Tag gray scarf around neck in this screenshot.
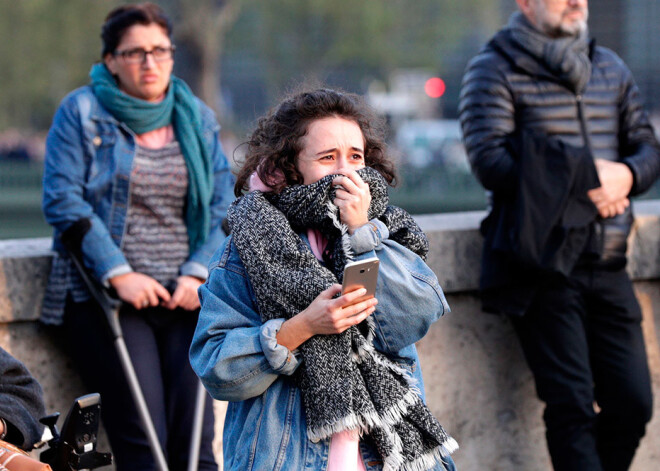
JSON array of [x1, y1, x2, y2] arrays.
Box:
[[508, 11, 591, 93], [227, 167, 457, 471]]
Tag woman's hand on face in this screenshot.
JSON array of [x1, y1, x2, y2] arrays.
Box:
[[109, 272, 171, 310], [162, 275, 203, 311], [276, 284, 378, 351], [332, 171, 371, 234]]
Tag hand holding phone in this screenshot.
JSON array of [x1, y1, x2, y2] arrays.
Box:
[[341, 257, 379, 305]]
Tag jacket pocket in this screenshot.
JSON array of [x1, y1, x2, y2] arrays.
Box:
[[85, 126, 117, 181]]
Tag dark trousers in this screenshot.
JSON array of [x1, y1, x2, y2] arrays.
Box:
[[511, 266, 653, 471], [63, 298, 217, 471]]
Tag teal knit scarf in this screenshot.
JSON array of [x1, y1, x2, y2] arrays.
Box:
[[89, 63, 212, 252]]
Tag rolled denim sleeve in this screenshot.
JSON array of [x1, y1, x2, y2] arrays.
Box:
[[190, 243, 301, 402], [101, 263, 133, 287], [179, 261, 208, 280], [260, 319, 301, 373], [350, 219, 389, 254]]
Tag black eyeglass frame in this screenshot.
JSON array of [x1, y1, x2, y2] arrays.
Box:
[[113, 45, 176, 64]]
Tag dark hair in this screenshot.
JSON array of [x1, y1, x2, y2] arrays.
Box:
[[101, 2, 172, 57], [235, 88, 397, 196]]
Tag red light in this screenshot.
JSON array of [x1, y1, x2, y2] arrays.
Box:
[[424, 77, 446, 98]]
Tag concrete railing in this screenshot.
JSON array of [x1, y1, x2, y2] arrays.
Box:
[[2, 201, 660, 470]]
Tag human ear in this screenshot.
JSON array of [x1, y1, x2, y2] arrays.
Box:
[[515, 0, 537, 24], [103, 54, 118, 75], [515, 0, 532, 14]]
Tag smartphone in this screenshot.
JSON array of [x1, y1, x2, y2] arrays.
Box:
[[341, 257, 379, 305]]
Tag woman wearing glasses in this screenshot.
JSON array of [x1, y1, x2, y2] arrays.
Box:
[[41, 3, 233, 469]]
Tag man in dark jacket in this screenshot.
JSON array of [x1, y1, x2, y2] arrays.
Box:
[[0, 347, 46, 450], [459, 1, 660, 470]]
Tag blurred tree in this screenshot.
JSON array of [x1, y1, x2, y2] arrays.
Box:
[[0, 0, 122, 130], [0, 0, 501, 132], [222, 0, 500, 121], [163, 0, 244, 120], [0, 0, 242, 130]]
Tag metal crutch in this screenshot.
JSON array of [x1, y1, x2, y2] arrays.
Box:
[[61, 221, 207, 471]]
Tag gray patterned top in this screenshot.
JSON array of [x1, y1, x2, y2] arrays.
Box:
[[122, 141, 189, 288]]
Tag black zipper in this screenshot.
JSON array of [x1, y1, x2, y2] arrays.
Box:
[[576, 94, 594, 156]]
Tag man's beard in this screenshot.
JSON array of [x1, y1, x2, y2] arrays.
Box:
[[556, 15, 588, 37], [535, 4, 588, 38]]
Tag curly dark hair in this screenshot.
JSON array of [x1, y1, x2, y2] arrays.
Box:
[[101, 2, 172, 57], [234, 88, 397, 196]]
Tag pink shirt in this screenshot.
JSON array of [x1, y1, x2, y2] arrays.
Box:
[[328, 430, 367, 471], [307, 228, 366, 471]]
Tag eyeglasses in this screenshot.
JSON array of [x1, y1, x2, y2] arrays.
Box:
[[113, 45, 176, 64]]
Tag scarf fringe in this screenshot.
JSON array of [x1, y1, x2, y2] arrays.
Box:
[[381, 428, 459, 471], [382, 429, 406, 471], [383, 454, 406, 471], [352, 318, 421, 394], [306, 411, 375, 442], [379, 389, 421, 427], [306, 387, 422, 444], [351, 315, 377, 362], [325, 199, 354, 264], [353, 338, 415, 383], [441, 437, 460, 456], [396, 437, 459, 471]]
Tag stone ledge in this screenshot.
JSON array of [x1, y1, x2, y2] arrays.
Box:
[[0, 237, 52, 323], [1, 200, 660, 322], [414, 211, 485, 293], [415, 200, 660, 293]]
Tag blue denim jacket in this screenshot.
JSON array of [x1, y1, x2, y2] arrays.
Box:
[[41, 86, 235, 323], [190, 221, 457, 471]]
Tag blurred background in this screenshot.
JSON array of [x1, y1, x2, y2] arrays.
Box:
[[1, 0, 660, 240]]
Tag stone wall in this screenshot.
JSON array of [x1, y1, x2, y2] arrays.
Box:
[[2, 202, 660, 470], [416, 201, 660, 471]]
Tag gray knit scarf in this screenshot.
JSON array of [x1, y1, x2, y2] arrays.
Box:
[[227, 167, 457, 471], [509, 11, 591, 93]]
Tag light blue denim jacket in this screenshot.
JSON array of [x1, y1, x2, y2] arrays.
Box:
[[190, 220, 457, 471], [41, 86, 235, 323]]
